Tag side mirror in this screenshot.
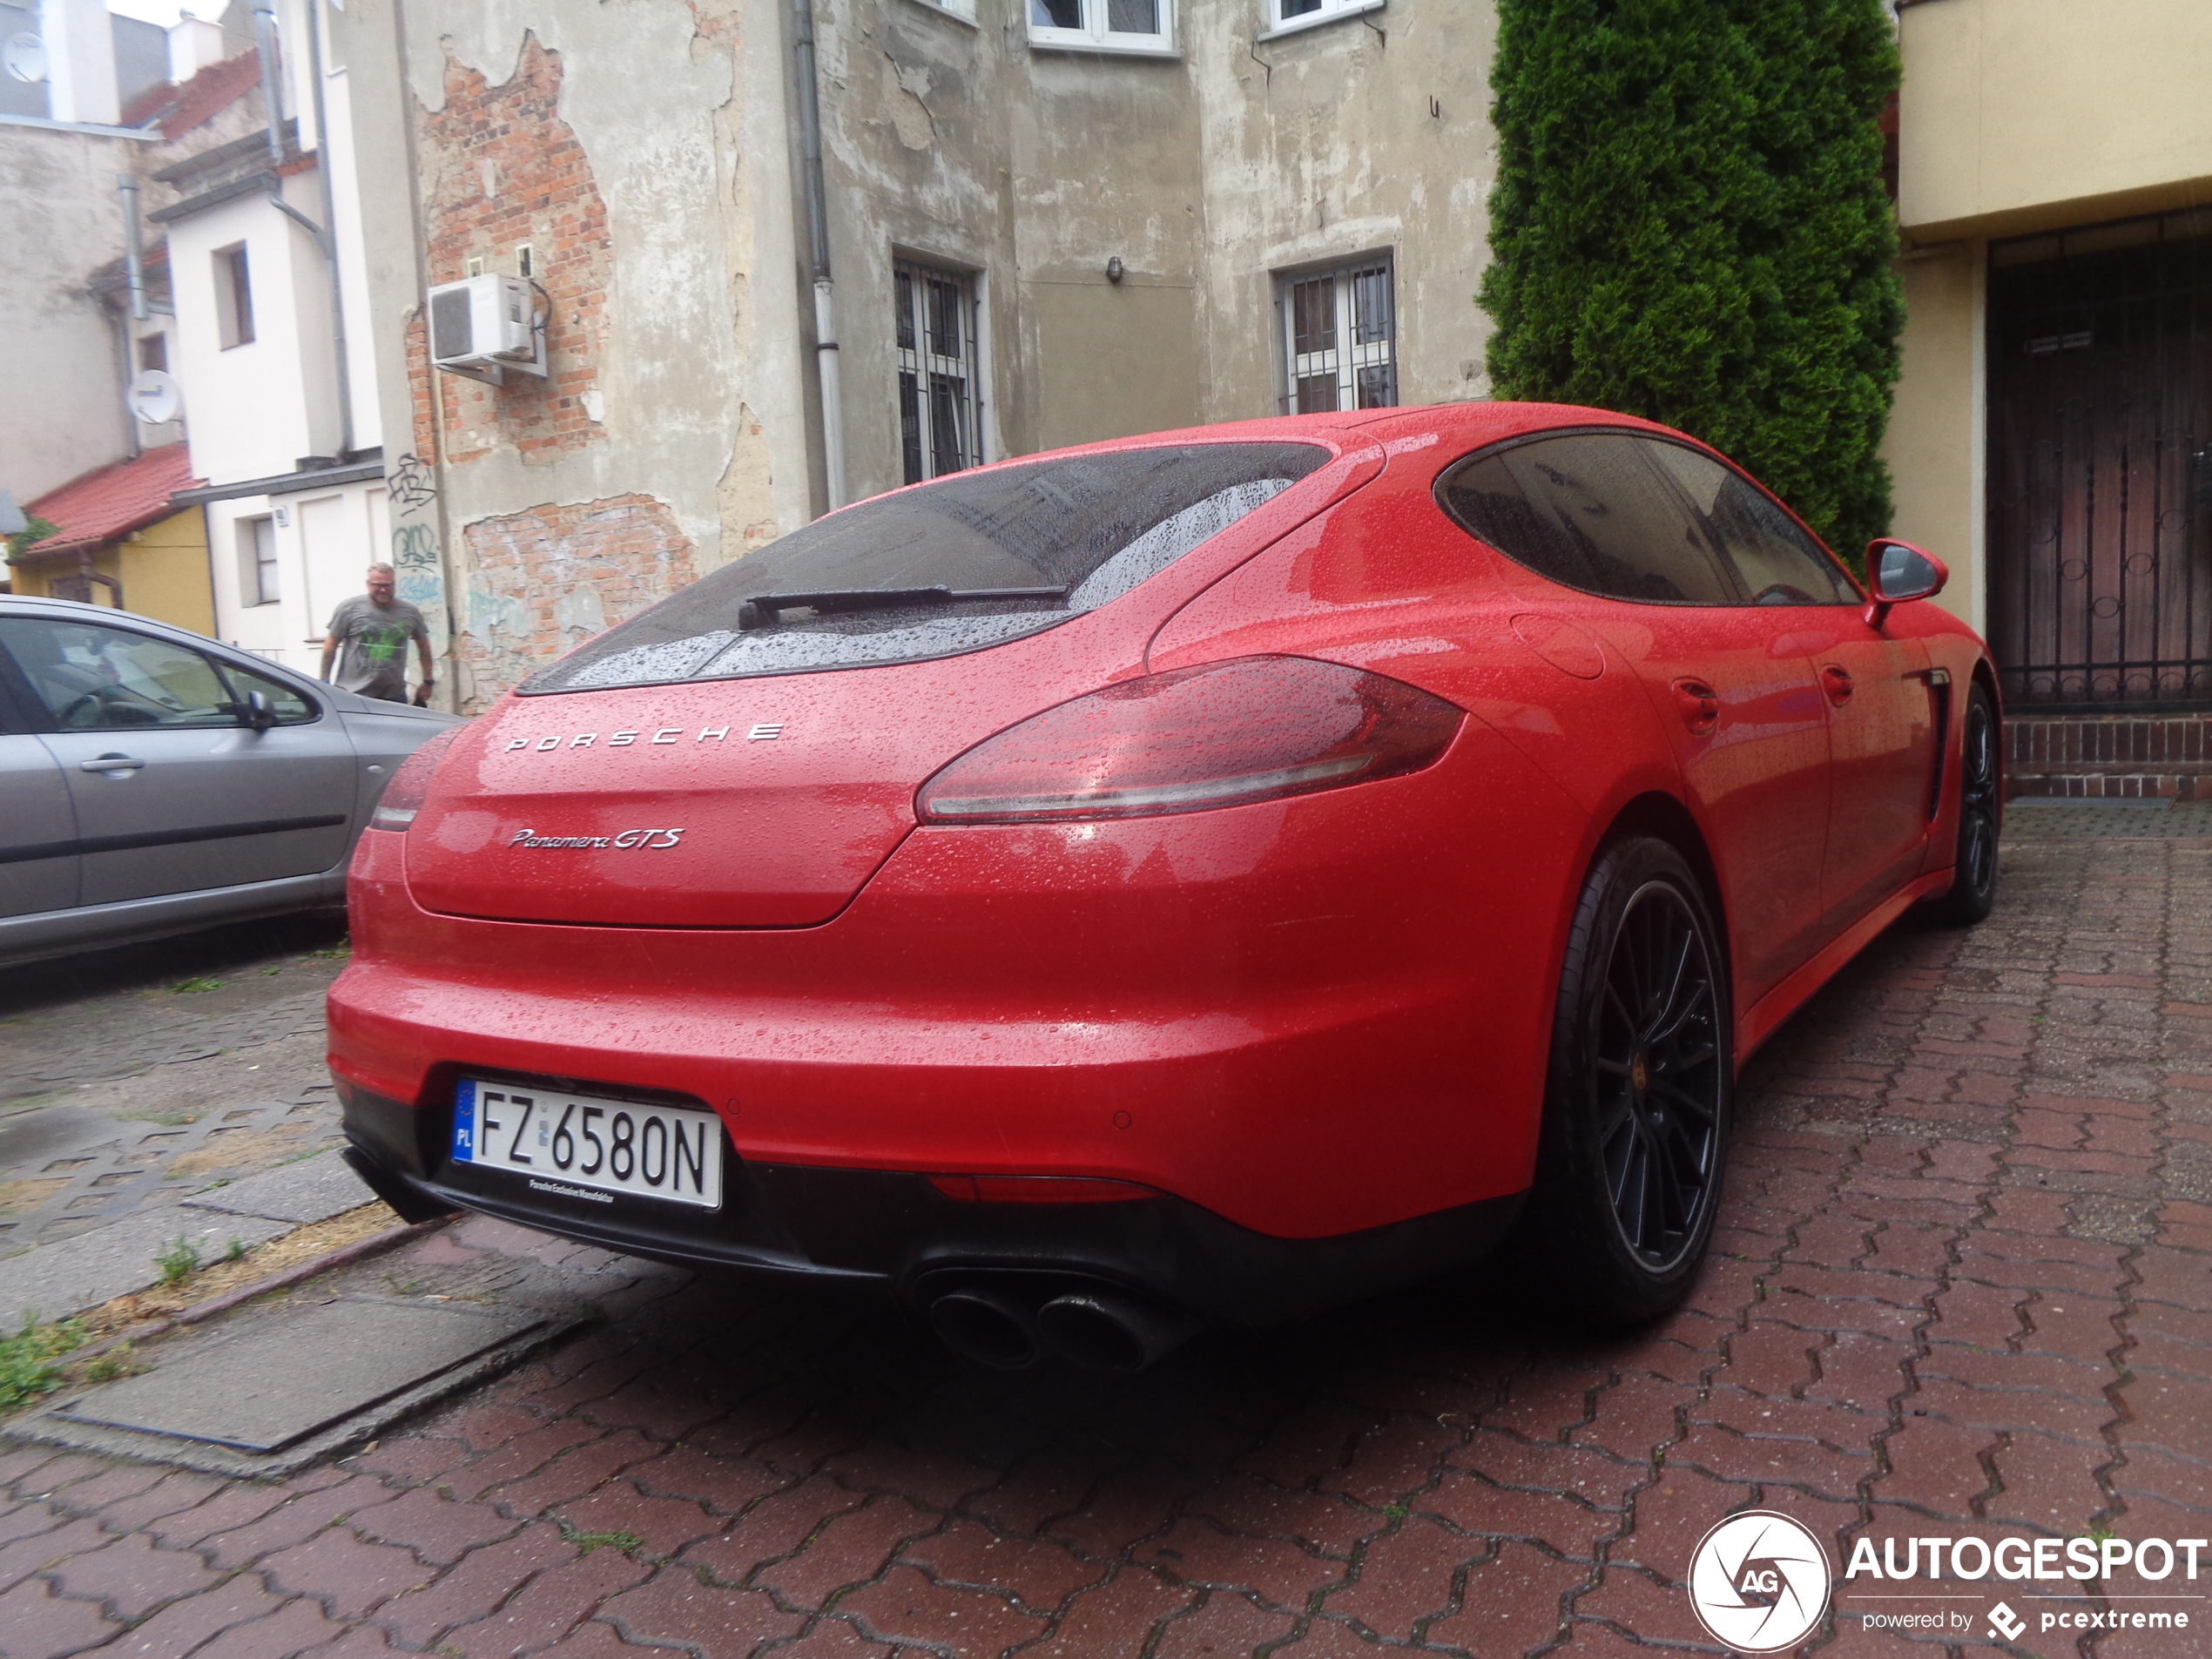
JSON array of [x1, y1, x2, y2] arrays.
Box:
[[242, 690, 277, 732], [1865, 538, 1947, 627]]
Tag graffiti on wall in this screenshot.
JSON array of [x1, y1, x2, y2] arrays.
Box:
[[388, 453, 439, 510]]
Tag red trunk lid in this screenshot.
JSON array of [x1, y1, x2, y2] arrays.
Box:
[[401, 433, 1386, 927]]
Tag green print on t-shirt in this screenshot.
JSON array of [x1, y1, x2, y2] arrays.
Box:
[[357, 625, 408, 663]]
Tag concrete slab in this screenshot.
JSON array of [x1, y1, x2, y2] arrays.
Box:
[[0, 1105, 124, 1177], [57, 1295, 544, 1452], [181, 1150, 375, 1224], [0, 1208, 291, 1323]]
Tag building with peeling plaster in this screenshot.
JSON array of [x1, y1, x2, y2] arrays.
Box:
[[340, 0, 1494, 711]]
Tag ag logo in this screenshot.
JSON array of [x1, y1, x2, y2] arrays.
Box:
[[1687, 1509, 1832, 1652]]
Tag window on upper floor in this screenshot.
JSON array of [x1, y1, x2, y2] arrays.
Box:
[[1028, 0, 1175, 56], [907, 0, 977, 19], [214, 243, 254, 349], [1277, 256, 1397, 414], [895, 259, 982, 486], [1262, 0, 1385, 38], [136, 332, 166, 373]]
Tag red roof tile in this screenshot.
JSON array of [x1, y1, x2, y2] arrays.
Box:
[[121, 51, 262, 140], [20, 445, 204, 558]]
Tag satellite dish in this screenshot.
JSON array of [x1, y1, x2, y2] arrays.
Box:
[[3, 33, 47, 84], [129, 370, 182, 425]]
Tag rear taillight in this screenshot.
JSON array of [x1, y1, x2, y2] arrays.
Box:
[[369, 725, 464, 831], [915, 656, 1463, 825]]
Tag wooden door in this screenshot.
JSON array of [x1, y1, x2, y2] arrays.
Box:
[[1987, 223, 2212, 706]]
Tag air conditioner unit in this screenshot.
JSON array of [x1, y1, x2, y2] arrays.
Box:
[[428, 273, 545, 385]]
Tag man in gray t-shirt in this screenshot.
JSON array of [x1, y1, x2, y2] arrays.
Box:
[[321, 563, 434, 704]]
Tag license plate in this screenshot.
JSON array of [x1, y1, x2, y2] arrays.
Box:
[[451, 1079, 724, 1209]]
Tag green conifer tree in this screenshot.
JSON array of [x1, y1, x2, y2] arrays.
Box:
[[1480, 0, 1904, 566]]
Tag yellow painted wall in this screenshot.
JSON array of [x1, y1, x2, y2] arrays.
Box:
[[120, 507, 216, 637], [1899, 0, 2212, 241], [9, 506, 214, 637], [1882, 247, 1985, 636]]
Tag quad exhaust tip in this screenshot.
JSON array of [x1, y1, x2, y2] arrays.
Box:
[[927, 1287, 1042, 1370], [926, 1280, 1200, 1372]]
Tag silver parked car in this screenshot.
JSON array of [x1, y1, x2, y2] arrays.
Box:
[[0, 596, 458, 965]]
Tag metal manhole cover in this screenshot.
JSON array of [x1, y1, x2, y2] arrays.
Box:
[[56, 1295, 543, 1452]]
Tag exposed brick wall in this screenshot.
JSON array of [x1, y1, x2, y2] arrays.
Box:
[[413, 34, 608, 467], [458, 496, 697, 709]]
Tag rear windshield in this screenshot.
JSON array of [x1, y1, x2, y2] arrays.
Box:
[[521, 442, 1330, 695]]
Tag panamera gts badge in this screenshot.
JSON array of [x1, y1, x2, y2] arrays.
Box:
[[502, 724, 784, 752], [510, 828, 685, 850]]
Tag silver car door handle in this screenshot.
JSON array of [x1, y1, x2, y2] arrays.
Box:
[[80, 754, 145, 772]]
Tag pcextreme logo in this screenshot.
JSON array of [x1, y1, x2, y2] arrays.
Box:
[[1689, 1513, 2209, 1647]]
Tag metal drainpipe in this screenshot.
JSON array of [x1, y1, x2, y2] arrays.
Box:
[[792, 0, 846, 512], [252, 7, 284, 169], [114, 172, 148, 460], [118, 174, 148, 322], [105, 300, 141, 462], [303, 0, 355, 459]]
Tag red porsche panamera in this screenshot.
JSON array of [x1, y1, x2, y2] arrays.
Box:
[[329, 402, 2000, 1372]]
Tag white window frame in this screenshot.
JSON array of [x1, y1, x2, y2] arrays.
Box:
[[239, 515, 280, 606], [904, 0, 978, 22], [1028, 0, 1177, 57], [1258, 0, 1385, 42], [1275, 254, 1399, 415], [894, 258, 985, 486]]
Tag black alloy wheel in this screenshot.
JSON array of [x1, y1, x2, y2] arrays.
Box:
[[1520, 836, 1732, 1324], [1925, 685, 2000, 927]]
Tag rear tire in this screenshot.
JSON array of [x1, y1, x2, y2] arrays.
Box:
[[1519, 837, 1732, 1325], [1923, 685, 2000, 927]]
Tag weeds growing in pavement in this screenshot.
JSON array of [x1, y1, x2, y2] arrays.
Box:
[[224, 1237, 246, 1262], [78, 1343, 139, 1384], [154, 1236, 202, 1286], [169, 977, 224, 995], [558, 1521, 645, 1556], [0, 1316, 87, 1411]]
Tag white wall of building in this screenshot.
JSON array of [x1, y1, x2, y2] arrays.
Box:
[[166, 171, 338, 487], [205, 478, 385, 674]]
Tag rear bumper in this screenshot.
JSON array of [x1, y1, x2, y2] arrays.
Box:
[[337, 1080, 1522, 1325], [331, 721, 1585, 1242]]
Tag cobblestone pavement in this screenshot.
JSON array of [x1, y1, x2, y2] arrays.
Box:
[[2, 820, 2209, 1657], [0, 914, 353, 1258]]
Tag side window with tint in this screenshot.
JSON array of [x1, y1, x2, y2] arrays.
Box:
[[215, 659, 318, 725], [1435, 434, 1740, 604], [0, 619, 245, 730], [1644, 445, 1860, 605]]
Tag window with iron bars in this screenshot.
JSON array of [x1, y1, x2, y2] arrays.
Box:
[[1278, 258, 1398, 414], [895, 260, 982, 486]]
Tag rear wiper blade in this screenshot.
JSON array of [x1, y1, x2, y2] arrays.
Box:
[[736, 586, 1068, 630]]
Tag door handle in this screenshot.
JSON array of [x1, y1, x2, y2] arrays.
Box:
[[1671, 678, 1720, 736], [79, 753, 145, 773], [1822, 664, 1854, 706]]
